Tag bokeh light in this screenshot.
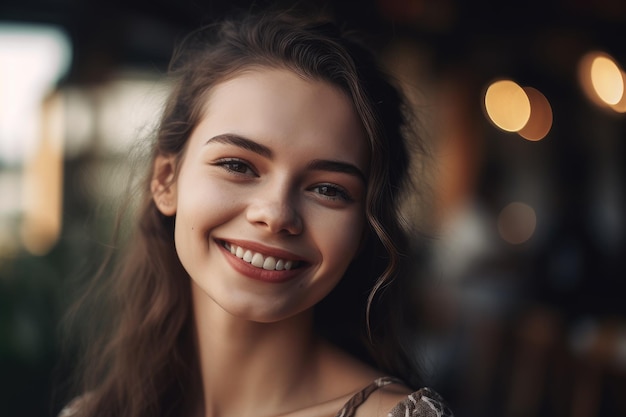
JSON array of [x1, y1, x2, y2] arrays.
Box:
[[579, 51, 626, 112], [518, 87, 553, 141], [20, 92, 64, 255], [0, 24, 71, 163], [609, 70, 626, 113], [591, 55, 623, 105], [484, 80, 531, 132], [498, 202, 537, 245], [0, 24, 71, 256]]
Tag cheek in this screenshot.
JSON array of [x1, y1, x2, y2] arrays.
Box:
[[313, 208, 365, 270], [173, 179, 244, 254], [177, 178, 242, 225]]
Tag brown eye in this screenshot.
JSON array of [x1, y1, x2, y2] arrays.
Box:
[[310, 184, 353, 202], [318, 185, 337, 197], [214, 158, 257, 176], [225, 161, 249, 173]]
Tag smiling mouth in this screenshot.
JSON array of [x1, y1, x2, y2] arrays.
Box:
[[222, 241, 301, 271]]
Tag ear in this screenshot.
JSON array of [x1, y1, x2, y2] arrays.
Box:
[[151, 154, 178, 216]]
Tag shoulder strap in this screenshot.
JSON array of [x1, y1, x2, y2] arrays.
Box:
[[335, 377, 403, 417], [388, 387, 454, 417]]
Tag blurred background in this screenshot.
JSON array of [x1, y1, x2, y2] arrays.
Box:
[[0, 0, 624, 416]]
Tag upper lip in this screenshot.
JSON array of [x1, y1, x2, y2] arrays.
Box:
[[217, 238, 308, 263]]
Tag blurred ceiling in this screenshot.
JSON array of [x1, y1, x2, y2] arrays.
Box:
[[1, 0, 625, 85]]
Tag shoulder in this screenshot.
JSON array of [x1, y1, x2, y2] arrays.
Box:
[[386, 387, 454, 417]]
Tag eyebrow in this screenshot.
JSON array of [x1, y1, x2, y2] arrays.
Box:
[[206, 133, 366, 184], [205, 134, 272, 158], [307, 160, 366, 184]]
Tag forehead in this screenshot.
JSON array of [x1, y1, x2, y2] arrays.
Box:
[[204, 67, 355, 123], [194, 68, 369, 169]]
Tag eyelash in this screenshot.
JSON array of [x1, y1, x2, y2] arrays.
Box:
[[214, 158, 257, 176], [309, 184, 354, 202]]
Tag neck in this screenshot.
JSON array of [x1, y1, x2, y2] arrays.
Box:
[[191, 283, 321, 417]]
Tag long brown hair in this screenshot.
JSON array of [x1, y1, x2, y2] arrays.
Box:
[[67, 11, 424, 417]]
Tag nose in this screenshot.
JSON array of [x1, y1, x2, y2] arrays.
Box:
[[246, 187, 303, 235]]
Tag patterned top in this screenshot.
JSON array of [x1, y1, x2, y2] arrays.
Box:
[[335, 377, 454, 417]]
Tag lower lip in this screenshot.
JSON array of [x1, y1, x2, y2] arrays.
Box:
[[218, 243, 304, 284]]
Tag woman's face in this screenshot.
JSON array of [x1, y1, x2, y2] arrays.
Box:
[[157, 68, 369, 323]]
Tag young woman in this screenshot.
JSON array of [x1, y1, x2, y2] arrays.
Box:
[[62, 11, 453, 417]]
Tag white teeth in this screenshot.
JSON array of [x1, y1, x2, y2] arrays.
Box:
[[251, 253, 264, 268], [224, 242, 298, 271], [262, 257, 276, 270]]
